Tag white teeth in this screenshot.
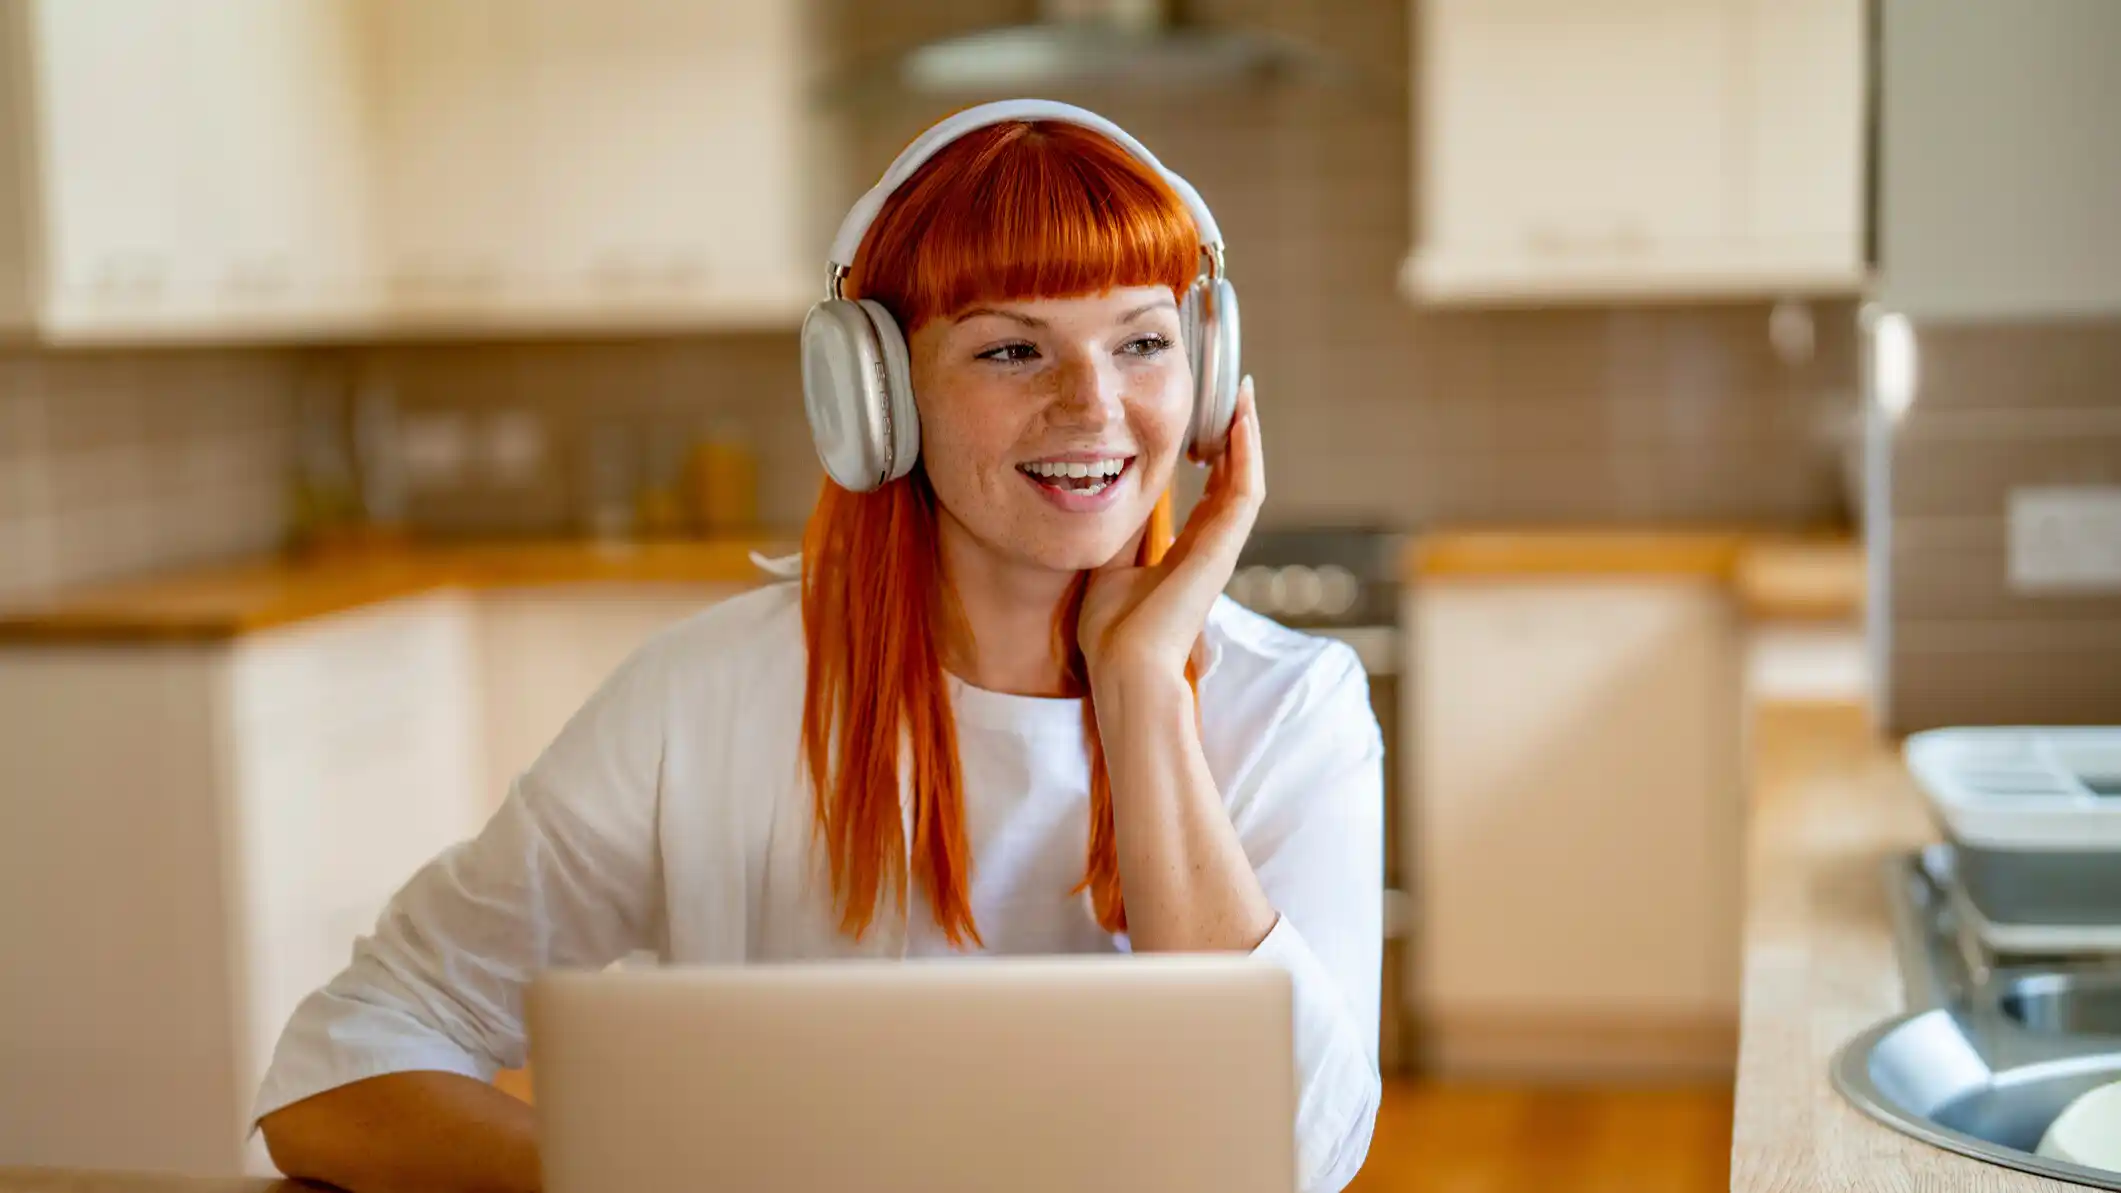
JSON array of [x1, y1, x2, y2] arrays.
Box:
[[1021, 457, 1127, 479]]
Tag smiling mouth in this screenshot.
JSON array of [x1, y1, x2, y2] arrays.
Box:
[[1017, 456, 1133, 497]]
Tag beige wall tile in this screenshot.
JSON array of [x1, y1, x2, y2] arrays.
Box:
[[1891, 429, 2121, 518], [1883, 315, 2121, 728], [1888, 644, 2121, 732], [1912, 319, 2121, 411]]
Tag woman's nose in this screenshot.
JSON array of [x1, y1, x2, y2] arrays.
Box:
[[1052, 354, 1122, 430]]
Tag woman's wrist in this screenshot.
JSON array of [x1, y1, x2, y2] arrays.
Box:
[[1086, 645, 1190, 703]]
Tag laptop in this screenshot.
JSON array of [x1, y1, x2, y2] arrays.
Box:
[[526, 953, 1296, 1193]]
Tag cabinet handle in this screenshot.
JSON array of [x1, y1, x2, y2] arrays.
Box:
[[128, 256, 168, 302], [664, 254, 710, 288], [225, 258, 293, 296], [591, 251, 649, 291]]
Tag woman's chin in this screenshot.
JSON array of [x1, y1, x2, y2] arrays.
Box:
[[1019, 525, 1143, 573]]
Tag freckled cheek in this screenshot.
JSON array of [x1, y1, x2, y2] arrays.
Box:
[[1128, 376, 1190, 473], [925, 387, 1036, 497]]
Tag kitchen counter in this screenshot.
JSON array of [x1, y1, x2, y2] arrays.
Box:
[[0, 537, 792, 643], [0, 527, 1862, 645], [1731, 702, 2066, 1192], [1409, 529, 1864, 622], [0, 1173, 287, 1192]]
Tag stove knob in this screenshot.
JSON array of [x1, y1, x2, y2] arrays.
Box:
[[1227, 565, 1270, 610], [1316, 564, 1360, 617]]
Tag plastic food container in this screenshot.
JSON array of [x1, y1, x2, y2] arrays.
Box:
[[1904, 726, 2121, 955]]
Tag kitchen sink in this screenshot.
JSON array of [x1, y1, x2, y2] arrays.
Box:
[[1830, 849, 2121, 1189]]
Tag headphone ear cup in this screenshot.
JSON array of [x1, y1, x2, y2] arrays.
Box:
[[855, 299, 919, 483], [1183, 277, 1242, 462], [799, 297, 920, 492]]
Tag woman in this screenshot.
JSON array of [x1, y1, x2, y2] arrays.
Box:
[[255, 103, 1383, 1193]]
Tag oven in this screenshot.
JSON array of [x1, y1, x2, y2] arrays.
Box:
[[1225, 527, 1414, 1074]]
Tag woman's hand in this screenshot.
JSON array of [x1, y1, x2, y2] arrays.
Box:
[[1079, 375, 1263, 682]]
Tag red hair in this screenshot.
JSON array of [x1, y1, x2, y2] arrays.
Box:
[[800, 120, 1200, 946]]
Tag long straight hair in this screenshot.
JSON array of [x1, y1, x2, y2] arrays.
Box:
[[800, 120, 1200, 946]]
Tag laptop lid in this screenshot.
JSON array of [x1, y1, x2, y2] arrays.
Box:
[[527, 954, 1295, 1193]]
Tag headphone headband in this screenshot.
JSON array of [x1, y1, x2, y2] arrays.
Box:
[[824, 99, 1224, 277]]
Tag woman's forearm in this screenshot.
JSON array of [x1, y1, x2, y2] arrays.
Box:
[[1091, 657, 1277, 953], [259, 1070, 541, 1193]]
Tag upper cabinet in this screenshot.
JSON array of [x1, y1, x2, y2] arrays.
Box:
[[3, 0, 376, 341], [0, 0, 823, 345], [1405, 0, 1869, 305], [363, 0, 818, 333]]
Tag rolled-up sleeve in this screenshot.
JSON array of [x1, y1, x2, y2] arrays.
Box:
[[1236, 643, 1385, 1193], [250, 641, 671, 1124]]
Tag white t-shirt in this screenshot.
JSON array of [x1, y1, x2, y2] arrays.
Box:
[[253, 582, 1384, 1192]]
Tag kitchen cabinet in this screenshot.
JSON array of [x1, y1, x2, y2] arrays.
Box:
[[1406, 0, 1868, 304], [0, 0, 376, 342], [1412, 578, 1744, 1077], [0, 0, 825, 345], [0, 575, 755, 1175], [477, 585, 740, 815], [362, 0, 820, 333], [0, 595, 485, 1176]]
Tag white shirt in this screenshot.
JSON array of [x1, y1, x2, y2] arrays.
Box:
[[253, 582, 1384, 1192]]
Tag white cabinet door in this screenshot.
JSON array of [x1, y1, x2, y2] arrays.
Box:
[[515, 0, 808, 311], [1410, 0, 1868, 303], [186, 0, 376, 331], [477, 586, 740, 815], [368, 0, 814, 332], [228, 594, 485, 1166], [1418, 0, 1731, 289], [26, 0, 373, 341], [27, 0, 207, 331], [1413, 580, 1743, 1071], [1736, 0, 1866, 283], [363, 0, 526, 319]]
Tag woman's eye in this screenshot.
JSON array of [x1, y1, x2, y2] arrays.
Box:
[[1122, 334, 1175, 357], [976, 343, 1038, 364]]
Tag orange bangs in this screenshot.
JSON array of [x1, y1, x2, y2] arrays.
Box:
[[801, 118, 1201, 947], [845, 119, 1201, 334]]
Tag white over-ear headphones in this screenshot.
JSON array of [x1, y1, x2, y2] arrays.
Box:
[[799, 99, 1241, 493]]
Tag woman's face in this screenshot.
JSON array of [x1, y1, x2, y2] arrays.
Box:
[[909, 285, 1190, 574]]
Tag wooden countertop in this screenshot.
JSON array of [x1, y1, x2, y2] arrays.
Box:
[[0, 527, 1860, 645], [1730, 702, 2068, 1192], [0, 538, 793, 644], [0, 1173, 288, 1193], [1410, 529, 1864, 622]]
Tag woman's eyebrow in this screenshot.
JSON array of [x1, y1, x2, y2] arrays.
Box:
[[955, 307, 1044, 327], [1122, 299, 1178, 321]]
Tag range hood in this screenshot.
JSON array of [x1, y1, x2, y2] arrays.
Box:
[[846, 0, 1352, 96]]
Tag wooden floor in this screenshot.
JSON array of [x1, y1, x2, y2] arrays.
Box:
[[499, 1070, 1733, 1190], [1348, 1079, 1735, 1193]]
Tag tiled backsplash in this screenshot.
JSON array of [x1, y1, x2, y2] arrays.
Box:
[[0, 349, 297, 608], [1882, 318, 2121, 732], [331, 335, 822, 538]]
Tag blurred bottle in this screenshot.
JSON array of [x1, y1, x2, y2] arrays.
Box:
[[352, 377, 408, 539], [685, 420, 758, 537], [636, 417, 691, 539], [584, 421, 638, 544], [289, 372, 357, 553]]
